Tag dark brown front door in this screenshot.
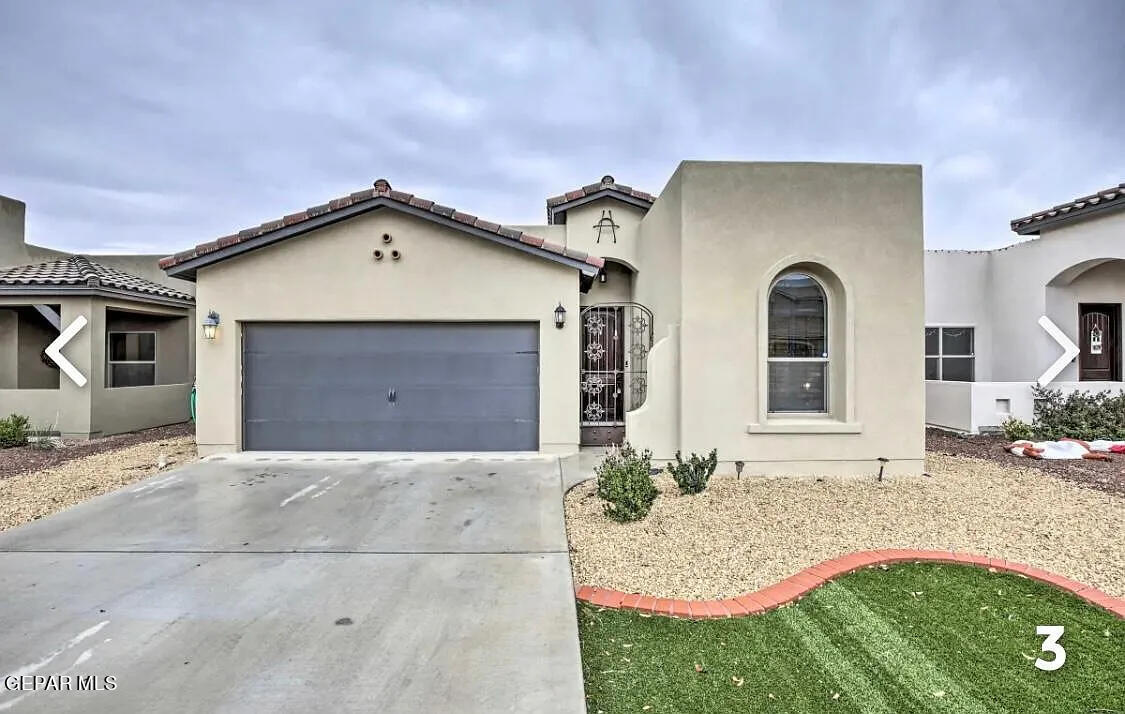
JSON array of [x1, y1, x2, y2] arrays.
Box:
[[1078, 304, 1121, 381]]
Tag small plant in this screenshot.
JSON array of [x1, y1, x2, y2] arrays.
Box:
[[595, 442, 658, 523], [1000, 416, 1033, 442], [667, 448, 718, 494], [25, 413, 60, 450], [0, 413, 31, 449]]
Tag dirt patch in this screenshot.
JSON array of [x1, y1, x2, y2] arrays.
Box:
[[0, 435, 197, 531], [565, 452, 1125, 600], [0, 422, 194, 480], [927, 427, 1125, 497]]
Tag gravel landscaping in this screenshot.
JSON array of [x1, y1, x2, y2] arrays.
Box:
[[0, 422, 194, 480], [0, 433, 197, 531], [927, 426, 1125, 497], [565, 452, 1125, 601]]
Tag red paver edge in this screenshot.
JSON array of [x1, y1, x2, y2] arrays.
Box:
[[575, 549, 1125, 620]]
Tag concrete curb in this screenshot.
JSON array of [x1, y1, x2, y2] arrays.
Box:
[[575, 549, 1125, 619]]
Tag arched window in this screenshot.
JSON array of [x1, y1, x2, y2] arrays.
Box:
[[768, 272, 828, 413]]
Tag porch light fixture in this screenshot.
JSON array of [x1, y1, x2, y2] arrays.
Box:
[[598, 270, 608, 284], [554, 303, 567, 329], [201, 311, 221, 340]]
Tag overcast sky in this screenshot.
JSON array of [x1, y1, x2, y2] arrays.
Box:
[[1, 0, 1122, 255]]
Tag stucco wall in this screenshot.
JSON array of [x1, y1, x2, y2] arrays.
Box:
[[192, 208, 581, 455], [988, 211, 1125, 381], [105, 310, 192, 385], [0, 309, 16, 388], [0, 196, 29, 268], [562, 200, 647, 271], [580, 261, 633, 306], [0, 296, 92, 436], [633, 168, 683, 341], [923, 251, 993, 380], [662, 161, 925, 475]]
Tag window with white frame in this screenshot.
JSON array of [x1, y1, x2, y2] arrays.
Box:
[[925, 327, 974, 381], [768, 273, 828, 412], [107, 332, 156, 387]]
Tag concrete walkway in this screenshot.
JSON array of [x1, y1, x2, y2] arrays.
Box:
[[0, 453, 585, 713]]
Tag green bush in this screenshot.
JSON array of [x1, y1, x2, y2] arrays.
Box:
[[0, 414, 31, 449], [595, 443, 658, 523], [666, 448, 718, 494], [1000, 417, 1033, 442], [1031, 386, 1125, 440]]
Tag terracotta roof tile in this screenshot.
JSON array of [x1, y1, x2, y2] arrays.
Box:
[[1011, 182, 1125, 234], [160, 179, 603, 273], [545, 175, 655, 222], [0, 256, 193, 301]]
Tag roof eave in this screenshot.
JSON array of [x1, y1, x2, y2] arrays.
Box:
[[1011, 198, 1125, 236], [547, 189, 654, 224], [165, 196, 600, 280], [0, 284, 194, 308]]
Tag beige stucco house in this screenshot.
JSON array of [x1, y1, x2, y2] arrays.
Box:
[[925, 182, 1125, 433], [0, 195, 196, 438], [161, 161, 925, 476]]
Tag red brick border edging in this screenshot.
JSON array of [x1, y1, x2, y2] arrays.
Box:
[[576, 549, 1125, 619]]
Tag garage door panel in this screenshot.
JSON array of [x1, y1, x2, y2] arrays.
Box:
[[244, 323, 538, 354], [242, 323, 539, 451], [391, 385, 540, 419], [243, 386, 392, 421]]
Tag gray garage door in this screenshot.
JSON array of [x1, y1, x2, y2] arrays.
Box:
[[242, 323, 539, 451]]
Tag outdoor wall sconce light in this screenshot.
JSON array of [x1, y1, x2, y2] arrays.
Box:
[[554, 303, 567, 329], [202, 311, 221, 340], [598, 270, 608, 283]]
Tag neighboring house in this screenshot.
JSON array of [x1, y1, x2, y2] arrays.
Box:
[[925, 182, 1125, 433], [0, 194, 196, 438], [161, 161, 924, 475]]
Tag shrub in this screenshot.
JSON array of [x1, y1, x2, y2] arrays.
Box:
[[1031, 386, 1125, 440], [666, 448, 718, 494], [595, 442, 658, 523], [1000, 417, 1033, 442], [0, 414, 31, 449]]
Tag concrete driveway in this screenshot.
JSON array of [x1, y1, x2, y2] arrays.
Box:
[[0, 454, 585, 713]]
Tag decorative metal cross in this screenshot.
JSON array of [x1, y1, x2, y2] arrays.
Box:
[[593, 209, 619, 244]]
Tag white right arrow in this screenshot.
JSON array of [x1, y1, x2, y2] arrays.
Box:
[[1037, 315, 1079, 387], [46, 315, 88, 387]]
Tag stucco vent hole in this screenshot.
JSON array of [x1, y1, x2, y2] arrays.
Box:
[[391, 249, 402, 260], [996, 398, 1011, 415], [373, 249, 384, 261], [382, 233, 392, 244]]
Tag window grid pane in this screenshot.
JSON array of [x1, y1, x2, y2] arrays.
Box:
[[941, 327, 973, 356], [940, 357, 974, 382], [768, 274, 826, 359], [109, 363, 155, 388], [768, 361, 828, 413]]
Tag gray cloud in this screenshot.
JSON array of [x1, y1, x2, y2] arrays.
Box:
[[0, 0, 1121, 254]]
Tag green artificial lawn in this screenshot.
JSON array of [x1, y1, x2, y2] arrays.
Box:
[[578, 563, 1124, 713]]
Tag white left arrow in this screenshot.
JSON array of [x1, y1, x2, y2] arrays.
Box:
[[46, 315, 88, 387]]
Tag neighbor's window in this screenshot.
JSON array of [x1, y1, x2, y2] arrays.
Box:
[[768, 273, 828, 413], [925, 327, 974, 381], [107, 332, 156, 387]]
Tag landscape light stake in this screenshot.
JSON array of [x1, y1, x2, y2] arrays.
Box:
[[734, 460, 744, 480], [877, 457, 889, 482]]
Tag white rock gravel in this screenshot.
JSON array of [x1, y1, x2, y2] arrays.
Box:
[[564, 452, 1125, 600], [0, 436, 197, 531]]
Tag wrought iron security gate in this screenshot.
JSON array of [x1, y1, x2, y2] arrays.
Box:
[[580, 303, 654, 446]]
